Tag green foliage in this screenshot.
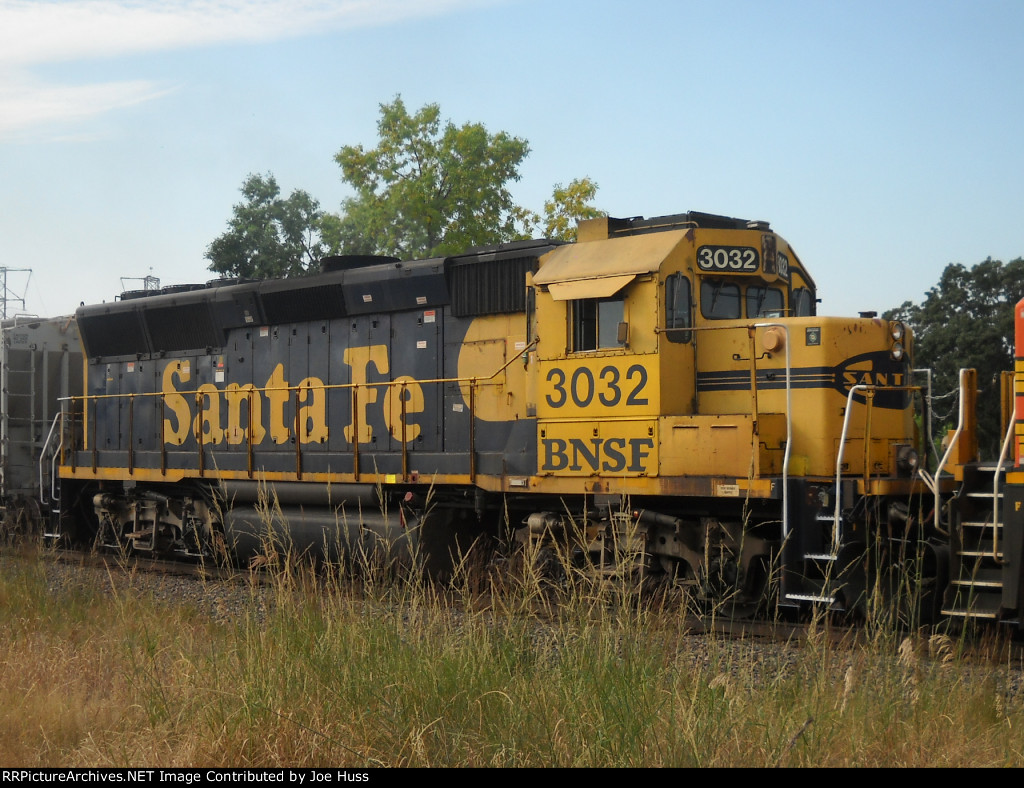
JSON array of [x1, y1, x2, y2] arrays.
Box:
[[208, 97, 601, 277], [884, 257, 1024, 457], [205, 173, 336, 279], [538, 178, 604, 242], [333, 96, 535, 258]]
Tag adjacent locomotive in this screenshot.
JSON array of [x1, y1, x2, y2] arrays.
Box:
[[20, 209, 1020, 626], [0, 315, 82, 536]]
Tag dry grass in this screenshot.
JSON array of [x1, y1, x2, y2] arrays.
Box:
[[2, 541, 1024, 768]]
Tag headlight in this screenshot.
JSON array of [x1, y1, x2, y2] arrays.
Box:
[[891, 341, 904, 361], [890, 322, 905, 341], [897, 445, 919, 476]]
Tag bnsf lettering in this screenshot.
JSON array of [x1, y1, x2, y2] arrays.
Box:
[[161, 344, 423, 446], [545, 364, 649, 409], [842, 372, 905, 387], [542, 437, 654, 473]]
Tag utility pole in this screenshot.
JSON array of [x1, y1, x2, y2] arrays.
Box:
[[0, 267, 31, 319]]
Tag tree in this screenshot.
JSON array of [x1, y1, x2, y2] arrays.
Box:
[[537, 178, 604, 242], [207, 97, 601, 277], [884, 257, 1024, 458], [206, 173, 335, 279], [334, 96, 539, 258]]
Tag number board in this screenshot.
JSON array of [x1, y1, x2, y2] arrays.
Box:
[[539, 358, 659, 418], [696, 245, 790, 280], [697, 245, 759, 273]]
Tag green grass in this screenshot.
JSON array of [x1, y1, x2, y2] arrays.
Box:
[[2, 541, 1024, 767]]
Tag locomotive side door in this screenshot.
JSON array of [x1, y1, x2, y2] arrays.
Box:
[[299, 320, 329, 465], [388, 309, 441, 455], [100, 358, 135, 462], [326, 317, 356, 471], [117, 356, 146, 467], [659, 270, 697, 418], [219, 326, 254, 461], [248, 323, 294, 474], [336, 313, 394, 471]]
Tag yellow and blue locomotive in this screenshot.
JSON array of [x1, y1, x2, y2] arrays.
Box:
[[43, 209, 1006, 622]]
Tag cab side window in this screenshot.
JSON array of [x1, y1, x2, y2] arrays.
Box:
[[572, 296, 625, 351], [792, 287, 816, 316], [665, 273, 691, 343]]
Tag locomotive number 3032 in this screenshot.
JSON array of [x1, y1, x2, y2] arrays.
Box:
[[696, 245, 759, 273], [545, 364, 650, 409]]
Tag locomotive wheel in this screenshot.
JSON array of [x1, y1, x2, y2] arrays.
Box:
[[417, 504, 495, 585], [193, 525, 232, 568]]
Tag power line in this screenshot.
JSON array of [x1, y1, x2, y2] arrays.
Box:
[[0, 267, 31, 319]]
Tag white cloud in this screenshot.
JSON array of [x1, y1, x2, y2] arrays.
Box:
[[0, 0, 480, 64], [0, 0, 489, 139], [0, 68, 175, 138]]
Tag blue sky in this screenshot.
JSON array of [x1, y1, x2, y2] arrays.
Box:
[[0, 0, 1021, 320]]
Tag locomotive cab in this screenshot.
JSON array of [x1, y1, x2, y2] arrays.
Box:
[[531, 212, 918, 487], [528, 212, 927, 614]]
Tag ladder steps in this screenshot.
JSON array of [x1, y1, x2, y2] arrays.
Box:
[[943, 591, 1002, 618], [945, 466, 1008, 623], [942, 608, 1000, 620], [954, 564, 1003, 581], [785, 593, 836, 604], [952, 579, 1003, 589]]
